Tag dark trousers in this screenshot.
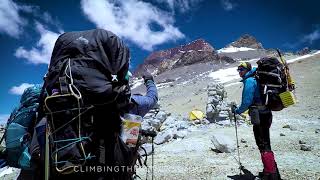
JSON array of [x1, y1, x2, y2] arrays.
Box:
[[252, 110, 280, 177], [253, 111, 272, 151]]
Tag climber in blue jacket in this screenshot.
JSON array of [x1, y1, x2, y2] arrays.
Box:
[[235, 64, 262, 114], [232, 62, 281, 180]]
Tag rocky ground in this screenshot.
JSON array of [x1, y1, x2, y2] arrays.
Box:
[[1, 53, 319, 180], [135, 53, 320, 180]]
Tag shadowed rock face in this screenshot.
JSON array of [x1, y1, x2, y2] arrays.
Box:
[[228, 34, 264, 49], [297, 47, 311, 55], [133, 39, 235, 76]]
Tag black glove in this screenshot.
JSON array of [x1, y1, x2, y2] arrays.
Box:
[[231, 105, 237, 114], [142, 71, 154, 83]]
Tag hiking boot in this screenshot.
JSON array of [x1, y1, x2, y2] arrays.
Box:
[[259, 172, 278, 180], [275, 163, 282, 180], [258, 166, 282, 180]]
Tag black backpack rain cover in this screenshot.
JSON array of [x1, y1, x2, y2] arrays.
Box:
[[256, 57, 287, 111], [42, 29, 134, 178], [45, 29, 131, 105]]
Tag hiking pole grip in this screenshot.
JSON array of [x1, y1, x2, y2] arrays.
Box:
[[140, 129, 157, 138]]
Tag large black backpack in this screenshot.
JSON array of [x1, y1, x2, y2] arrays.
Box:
[[40, 29, 134, 179], [256, 57, 288, 111]]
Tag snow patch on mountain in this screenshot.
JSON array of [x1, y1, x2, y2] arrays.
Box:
[[208, 67, 239, 83], [217, 46, 256, 53], [287, 50, 320, 63]]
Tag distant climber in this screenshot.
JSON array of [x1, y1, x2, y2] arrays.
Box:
[[231, 62, 281, 180]]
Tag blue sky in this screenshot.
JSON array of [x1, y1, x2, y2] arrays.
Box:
[[0, 0, 319, 123]]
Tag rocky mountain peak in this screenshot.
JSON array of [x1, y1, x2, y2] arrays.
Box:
[[144, 38, 214, 63], [180, 38, 215, 52], [133, 39, 217, 76], [228, 34, 263, 49]]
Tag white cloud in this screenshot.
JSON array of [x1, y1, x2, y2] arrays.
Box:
[[0, 0, 61, 39], [284, 27, 320, 49], [80, 0, 184, 51], [220, 0, 236, 11], [15, 22, 61, 64], [156, 0, 203, 13], [303, 29, 320, 44], [0, 114, 10, 125], [0, 0, 26, 37], [9, 83, 35, 95]]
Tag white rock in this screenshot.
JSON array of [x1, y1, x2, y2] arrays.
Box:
[[219, 111, 229, 117], [175, 121, 190, 130], [139, 143, 153, 156], [0, 166, 20, 179], [216, 89, 225, 96], [212, 95, 220, 104], [154, 130, 173, 145], [202, 119, 211, 124], [149, 118, 162, 130], [194, 120, 201, 124], [141, 121, 153, 131], [207, 97, 214, 104], [155, 111, 168, 123], [161, 116, 178, 128], [208, 90, 217, 96], [216, 120, 232, 126], [211, 134, 236, 153], [174, 130, 188, 139]]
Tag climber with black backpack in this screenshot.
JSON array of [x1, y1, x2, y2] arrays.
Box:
[[11, 29, 158, 179], [231, 55, 295, 180], [26, 29, 140, 180]]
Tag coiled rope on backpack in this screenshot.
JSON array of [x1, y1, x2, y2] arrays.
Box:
[[45, 58, 95, 175]]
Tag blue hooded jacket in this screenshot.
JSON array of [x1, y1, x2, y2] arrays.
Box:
[[235, 67, 262, 114], [130, 80, 158, 117]]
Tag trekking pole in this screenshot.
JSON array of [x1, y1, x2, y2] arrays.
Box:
[[140, 130, 157, 180], [233, 112, 243, 175], [45, 123, 50, 180], [151, 137, 154, 180]]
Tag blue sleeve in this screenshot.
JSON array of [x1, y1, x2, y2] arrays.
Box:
[[235, 78, 256, 114], [144, 80, 158, 104], [130, 80, 158, 117]]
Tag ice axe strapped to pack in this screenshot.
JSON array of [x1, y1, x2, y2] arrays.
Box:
[[277, 49, 295, 91]]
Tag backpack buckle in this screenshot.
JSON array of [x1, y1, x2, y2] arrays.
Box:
[[111, 74, 118, 82]]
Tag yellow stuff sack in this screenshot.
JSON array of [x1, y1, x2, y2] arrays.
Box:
[[279, 91, 296, 108]]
